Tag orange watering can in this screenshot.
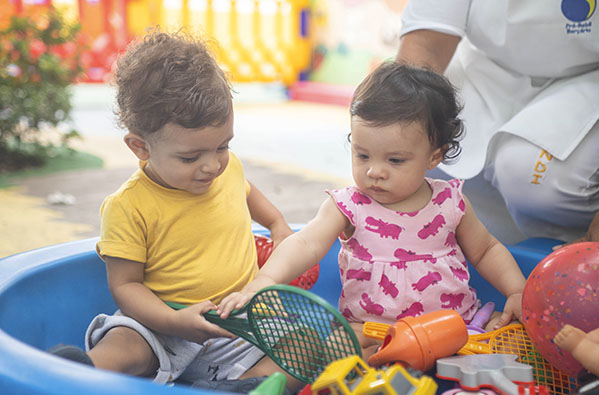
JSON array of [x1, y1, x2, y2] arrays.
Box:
[[366, 310, 468, 372]]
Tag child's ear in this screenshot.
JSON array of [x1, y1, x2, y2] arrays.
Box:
[[124, 133, 150, 161], [428, 146, 445, 170]]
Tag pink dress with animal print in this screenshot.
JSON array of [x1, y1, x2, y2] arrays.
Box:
[[327, 178, 478, 325]]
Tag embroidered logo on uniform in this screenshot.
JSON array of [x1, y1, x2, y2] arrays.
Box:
[[562, 0, 595, 34]]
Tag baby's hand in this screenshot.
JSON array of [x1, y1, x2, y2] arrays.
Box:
[[217, 276, 276, 318], [217, 291, 256, 319], [170, 300, 234, 343], [494, 292, 523, 329]]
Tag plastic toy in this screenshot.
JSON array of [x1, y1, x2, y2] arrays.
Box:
[[570, 371, 599, 395], [366, 310, 469, 371], [366, 319, 577, 395], [436, 354, 537, 395], [468, 302, 495, 335], [169, 284, 361, 383], [310, 355, 437, 395], [255, 234, 320, 289], [451, 324, 576, 395], [249, 372, 287, 395], [459, 324, 531, 355], [364, 301, 494, 339], [522, 242, 599, 377], [441, 389, 497, 395]]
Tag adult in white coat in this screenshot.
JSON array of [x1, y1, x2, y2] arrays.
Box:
[[396, 0, 599, 243]]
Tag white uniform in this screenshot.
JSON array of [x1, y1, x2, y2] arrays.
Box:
[[401, 0, 599, 241]]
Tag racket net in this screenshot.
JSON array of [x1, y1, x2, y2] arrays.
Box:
[[463, 324, 577, 395], [248, 286, 360, 383]]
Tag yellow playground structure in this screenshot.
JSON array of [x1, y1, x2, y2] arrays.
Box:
[[3, 0, 311, 84]]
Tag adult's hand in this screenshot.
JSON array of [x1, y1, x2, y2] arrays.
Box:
[[396, 29, 461, 74], [553, 211, 599, 250]]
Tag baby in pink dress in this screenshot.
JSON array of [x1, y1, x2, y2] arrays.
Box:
[[329, 178, 478, 325], [219, 62, 527, 358]]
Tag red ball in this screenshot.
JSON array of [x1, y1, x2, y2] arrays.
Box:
[[254, 234, 319, 290], [522, 242, 599, 376]]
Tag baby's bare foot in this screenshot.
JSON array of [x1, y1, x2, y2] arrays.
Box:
[[587, 328, 599, 343], [554, 324, 585, 352]]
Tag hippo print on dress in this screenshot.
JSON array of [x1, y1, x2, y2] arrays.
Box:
[[397, 302, 425, 319], [445, 232, 457, 248], [450, 266, 469, 282], [378, 273, 399, 297], [432, 187, 452, 206], [342, 307, 358, 321], [351, 191, 372, 205], [359, 293, 385, 316], [328, 179, 478, 325], [411, 271, 442, 292], [440, 293, 466, 309], [335, 201, 355, 223], [417, 214, 446, 239], [365, 217, 403, 239], [392, 248, 437, 270], [347, 238, 374, 263], [346, 268, 372, 281]]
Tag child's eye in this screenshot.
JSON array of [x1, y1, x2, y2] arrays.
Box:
[[217, 145, 230, 152], [180, 157, 198, 163], [389, 158, 405, 164], [356, 153, 369, 160]]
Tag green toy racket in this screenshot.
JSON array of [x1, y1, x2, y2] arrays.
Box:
[[172, 284, 361, 383]]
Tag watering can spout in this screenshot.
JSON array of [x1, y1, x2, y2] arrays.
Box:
[[367, 310, 468, 372]]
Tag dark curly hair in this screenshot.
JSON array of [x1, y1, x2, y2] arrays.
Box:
[[350, 61, 464, 163], [114, 29, 232, 138]]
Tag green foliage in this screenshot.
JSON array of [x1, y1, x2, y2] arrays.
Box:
[[0, 8, 85, 172], [0, 149, 103, 188]]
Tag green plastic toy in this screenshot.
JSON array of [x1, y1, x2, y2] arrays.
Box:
[[249, 372, 287, 395]]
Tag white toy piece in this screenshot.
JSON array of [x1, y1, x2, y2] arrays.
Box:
[[436, 354, 533, 395]]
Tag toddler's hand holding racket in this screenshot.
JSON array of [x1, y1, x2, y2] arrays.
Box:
[[170, 300, 235, 343]]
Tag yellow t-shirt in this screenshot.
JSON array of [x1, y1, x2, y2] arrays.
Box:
[[96, 153, 257, 305]]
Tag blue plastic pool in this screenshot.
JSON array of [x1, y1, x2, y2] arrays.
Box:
[[0, 229, 560, 394]]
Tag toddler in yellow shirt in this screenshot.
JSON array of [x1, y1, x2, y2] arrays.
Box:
[[50, 30, 297, 392]]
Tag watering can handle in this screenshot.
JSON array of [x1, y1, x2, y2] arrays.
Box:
[[363, 321, 389, 341]]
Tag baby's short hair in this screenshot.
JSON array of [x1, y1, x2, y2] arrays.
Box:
[[350, 61, 464, 162], [114, 29, 232, 138]]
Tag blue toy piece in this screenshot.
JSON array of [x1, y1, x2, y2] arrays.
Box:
[[0, 230, 560, 394]]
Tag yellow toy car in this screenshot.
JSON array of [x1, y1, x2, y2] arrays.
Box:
[[311, 355, 438, 395]]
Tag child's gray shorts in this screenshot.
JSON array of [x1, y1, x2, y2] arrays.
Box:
[[85, 310, 265, 384]]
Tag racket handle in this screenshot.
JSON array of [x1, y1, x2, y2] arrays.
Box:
[[363, 321, 390, 341], [457, 342, 488, 355], [203, 313, 262, 349]]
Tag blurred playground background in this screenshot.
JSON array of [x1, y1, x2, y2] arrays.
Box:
[[0, 0, 415, 258], [2, 0, 406, 96], [0, 0, 526, 258]]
